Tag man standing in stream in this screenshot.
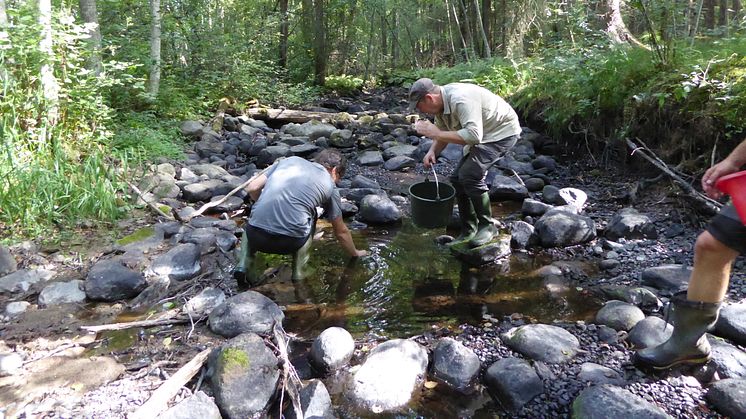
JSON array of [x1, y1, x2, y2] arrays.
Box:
[[635, 139, 746, 369], [408, 78, 521, 247], [233, 149, 367, 286]]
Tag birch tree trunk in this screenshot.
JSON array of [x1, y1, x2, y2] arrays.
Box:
[[148, 0, 162, 98], [279, 0, 288, 69], [38, 0, 60, 127], [0, 0, 7, 27], [78, 0, 102, 75], [603, 0, 647, 47], [473, 0, 491, 58]]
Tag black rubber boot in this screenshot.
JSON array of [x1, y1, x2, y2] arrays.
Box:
[[634, 292, 721, 370], [449, 193, 478, 246], [469, 192, 497, 247], [233, 228, 257, 287], [291, 234, 313, 281]]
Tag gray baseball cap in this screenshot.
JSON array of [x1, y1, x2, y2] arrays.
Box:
[[407, 78, 436, 111]]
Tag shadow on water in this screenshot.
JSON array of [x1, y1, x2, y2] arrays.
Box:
[[250, 218, 600, 340]]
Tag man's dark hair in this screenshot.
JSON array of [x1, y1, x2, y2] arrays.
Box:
[[313, 149, 347, 177]]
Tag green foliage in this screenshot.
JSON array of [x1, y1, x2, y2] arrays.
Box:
[[111, 112, 186, 162], [400, 57, 533, 98], [0, 4, 129, 238], [324, 74, 364, 95]]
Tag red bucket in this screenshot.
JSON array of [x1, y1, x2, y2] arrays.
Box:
[[715, 170, 746, 224]]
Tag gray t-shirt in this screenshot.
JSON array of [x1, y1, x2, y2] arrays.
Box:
[[248, 156, 343, 238]]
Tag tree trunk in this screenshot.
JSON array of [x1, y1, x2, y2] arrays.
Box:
[[473, 0, 491, 58], [482, 0, 492, 48], [458, 0, 476, 57], [148, 0, 162, 98], [705, 0, 716, 29], [0, 0, 7, 27], [279, 0, 288, 69], [604, 0, 646, 47], [719, 0, 728, 25], [444, 0, 458, 60], [504, 0, 531, 58], [38, 0, 60, 127], [78, 0, 102, 75], [313, 0, 326, 85], [450, 1, 470, 61]]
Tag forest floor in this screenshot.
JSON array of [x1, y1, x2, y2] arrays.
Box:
[[1, 88, 744, 418]]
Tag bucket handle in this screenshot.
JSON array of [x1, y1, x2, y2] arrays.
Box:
[[430, 166, 441, 201]]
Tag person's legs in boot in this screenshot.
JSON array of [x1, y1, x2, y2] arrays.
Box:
[[452, 143, 506, 248], [635, 229, 740, 369], [470, 192, 497, 247], [291, 234, 313, 281], [449, 183, 478, 245], [233, 226, 258, 287]]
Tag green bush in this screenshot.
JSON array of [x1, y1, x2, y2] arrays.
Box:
[[324, 74, 365, 95]]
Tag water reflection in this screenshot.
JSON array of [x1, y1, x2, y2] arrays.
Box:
[[254, 220, 599, 339]]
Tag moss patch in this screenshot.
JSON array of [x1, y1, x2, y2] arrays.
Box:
[[218, 347, 251, 372], [116, 227, 155, 246]]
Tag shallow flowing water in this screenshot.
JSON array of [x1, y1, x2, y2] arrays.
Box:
[[252, 217, 601, 340]]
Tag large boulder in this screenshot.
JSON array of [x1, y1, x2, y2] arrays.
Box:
[[501, 324, 580, 363], [534, 209, 596, 248], [85, 260, 147, 302], [208, 291, 285, 338], [572, 384, 671, 418]]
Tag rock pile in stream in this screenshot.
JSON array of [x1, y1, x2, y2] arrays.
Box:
[[0, 101, 745, 418]]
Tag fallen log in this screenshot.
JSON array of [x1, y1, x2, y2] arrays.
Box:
[[246, 107, 342, 124], [129, 348, 212, 419], [626, 138, 721, 215], [80, 309, 187, 333]]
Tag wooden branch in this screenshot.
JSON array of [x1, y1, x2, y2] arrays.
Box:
[[273, 323, 303, 417], [129, 348, 212, 419], [126, 180, 175, 220], [626, 138, 721, 215], [246, 107, 344, 124], [81, 308, 187, 333], [181, 159, 282, 222]]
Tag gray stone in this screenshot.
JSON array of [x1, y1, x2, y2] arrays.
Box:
[[496, 155, 534, 175], [714, 302, 746, 346], [184, 287, 226, 317], [501, 324, 580, 363], [189, 164, 230, 180], [628, 316, 673, 349], [382, 145, 418, 160], [209, 291, 285, 338], [181, 179, 225, 202], [606, 207, 658, 241], [349, 339, 428, 413], [357, 151, 384, 166], [180, 120, 204, 137], [431, 338, 481, 393], [194, 137, 225, 158], [38, 280, 87, 307], [641, 264, 691, 292], [329, 129, 355, 148], [209, 333, 280, 418], [577, 363, 625, 386], [709, 337, 746, 379], [0, 353, 23, 376], [351, 175, 380, 189], [310, 327, 355, 372], [484, 357, 543, 410], [159, 391, 221, 419], [256, 145, 292, 167], [572, 384, 671, 418], [4, 301, 30, 317], [85, 260, 146, 302], [358, 195, 402, 224], [0, 269, 55, 294], [150, 243, 202, 281], [595, 300, 645, 331], [450, 234, 511, 266], [510, 221, 536, 249], [521, 198, 553, 216], [706, 378, 746, 419], [383, 155, 416, 171], [0, 245, 16, 276], [523, 177, 545, 192], [339, 188, 387, 205], [532, 155, 557, 171], [284, 379, 335, 419], [534, 209, 596, 248], [290, 143, 320, 157], [542, 185, 562, 205], [488, 175, 529, 201]]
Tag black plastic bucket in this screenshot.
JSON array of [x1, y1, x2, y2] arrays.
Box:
[[409, 179, 456, 228]]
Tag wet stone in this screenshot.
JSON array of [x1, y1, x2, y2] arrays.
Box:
[[310, 327, 355, 373], [577, 362, 625, 386], [641, 264, 691, 292], [595, 300, 645, 331], [628, 316, 673, 349], [714, 301, 746, 346], [430, 337, 481, 394], [500, 324, 580, 363], [572, 384, 671, 419], [484, 357, 543, 410], [159, 391, 221, 419], [208, 291, 284, 338], [85, 260, 146, 302], [705, 378, 746, 418], [150, 243, 202, 281]]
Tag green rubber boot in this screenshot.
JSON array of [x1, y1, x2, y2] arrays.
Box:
[[233, 228, 257, 287], [291, 234, 313, 281], [469, 192, 497, 247], [449, 194, 478, 246], [634, 292, 721, 370]]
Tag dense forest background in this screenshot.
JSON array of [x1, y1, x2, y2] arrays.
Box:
[[1, 0, 745, 237]]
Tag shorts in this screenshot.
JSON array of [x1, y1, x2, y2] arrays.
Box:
[[706, 203, 746, 254]]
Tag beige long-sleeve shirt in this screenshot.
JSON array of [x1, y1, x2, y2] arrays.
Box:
[[434, 83, 521, 154]]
